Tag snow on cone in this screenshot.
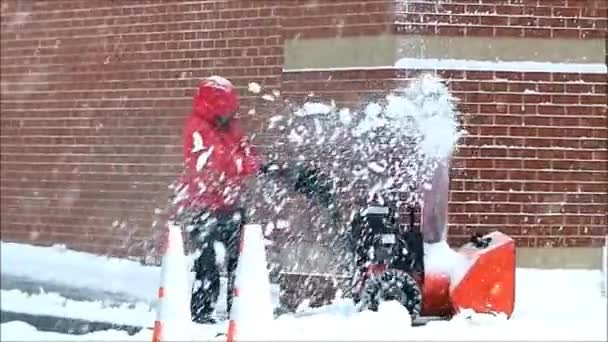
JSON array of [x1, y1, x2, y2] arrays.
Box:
[[152, 221, 192, 342], [226, 224, 274, 342]]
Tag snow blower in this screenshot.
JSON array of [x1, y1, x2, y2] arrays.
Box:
[[262, 159, 515, 323], [349, 203, 515, 322], [349, 159, 515, 323]]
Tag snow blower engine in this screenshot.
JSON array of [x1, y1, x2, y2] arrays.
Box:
[[349, 203, 516, 323], [350, 205, 424, 317]]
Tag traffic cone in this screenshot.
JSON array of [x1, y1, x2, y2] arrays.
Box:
[[152, 221, 192, 342], [226, 224, 274, 342]]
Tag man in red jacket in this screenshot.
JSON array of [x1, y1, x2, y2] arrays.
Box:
[[175, 76, 260, 324]]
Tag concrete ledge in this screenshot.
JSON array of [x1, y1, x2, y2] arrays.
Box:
[[284, 34, 606, 70], [285, 34, 398, 70], [397, 35, 605, 63], [516, 247, 604, 269]]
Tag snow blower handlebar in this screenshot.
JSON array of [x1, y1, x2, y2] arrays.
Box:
[[259, 162, 335, 208], [259, 162, 340, 225]]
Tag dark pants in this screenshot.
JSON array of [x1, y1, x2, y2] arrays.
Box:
[[183, 208, 244, 323]]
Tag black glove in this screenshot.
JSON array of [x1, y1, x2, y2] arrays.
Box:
[[259, 163, 271, 174], [259, 162, 287, 176], [293, 166, 319, 195]]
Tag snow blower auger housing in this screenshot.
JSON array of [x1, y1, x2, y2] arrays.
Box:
[[349, 204, 516, 323]]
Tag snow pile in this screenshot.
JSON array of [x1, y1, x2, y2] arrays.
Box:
[[0, 289, 154, 328], [0, 321, 150, 342], [273, 300, 413, 341], [0, 241, 282, 319], [0, 241, 159, 302], [1, 241, 606, 341]]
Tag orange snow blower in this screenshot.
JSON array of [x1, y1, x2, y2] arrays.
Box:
[[350, 160, 515, 322], [350, 205, 516, 321], [264, 160, 516, 322]]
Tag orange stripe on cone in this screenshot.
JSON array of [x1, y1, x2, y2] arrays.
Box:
[[226, 319, 237, 342], [226, 285, 240, 341], [226, 227, 245, 342], [152, 320, 162, 342], [152, 285, 165, 342]]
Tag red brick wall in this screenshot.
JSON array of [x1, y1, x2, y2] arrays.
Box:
[[1, 0, 606, 258], [396, 0, 607, 38], [282, 0, 395, 38], [280, 0, 607, 39], [282, 69, 607, 248], [1, 0, 283, 256]]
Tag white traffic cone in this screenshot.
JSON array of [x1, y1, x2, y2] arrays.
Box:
[[226, 224, 274, 342], [152, 221, 192, 342]]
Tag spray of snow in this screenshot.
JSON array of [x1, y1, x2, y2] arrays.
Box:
[[248, 82, 262, 94], [295, 101, 336, 117], [262, 94, 276, 102], [247, 73, 464, 276], [268, 115, 284, 129], [261, 73, 462, 207]]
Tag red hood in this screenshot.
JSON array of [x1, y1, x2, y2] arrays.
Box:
[[193, 76, 239, 122]]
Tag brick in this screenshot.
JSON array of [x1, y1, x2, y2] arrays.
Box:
[[495, 115, 522, 125], [551, 28, 581, 38], [466, 4, 496, 14], [480, 82, 509, 92], [553, 7, 581, 17], [494, 27, 524, 37], [495, 5, 524, 15], [524, 28, 552, 38], [509, 16, 539, 27], [436, 25, 466, 35]]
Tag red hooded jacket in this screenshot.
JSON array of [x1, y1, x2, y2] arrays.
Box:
[[177, 76, 260, 212]]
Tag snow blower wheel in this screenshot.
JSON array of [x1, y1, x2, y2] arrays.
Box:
[[359, 269, 422, 318]]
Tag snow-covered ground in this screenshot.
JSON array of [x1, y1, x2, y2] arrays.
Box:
[[1, 241, 606, 341]]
